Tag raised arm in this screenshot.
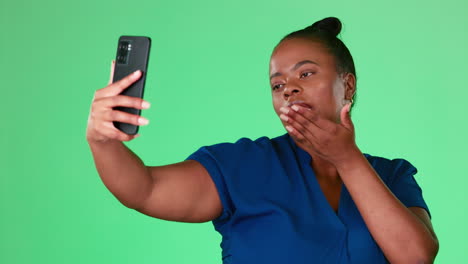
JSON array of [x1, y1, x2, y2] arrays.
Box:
[[136, 160, 223, 223], [87, 61, 222, 222]]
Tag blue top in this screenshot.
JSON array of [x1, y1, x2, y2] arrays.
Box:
[[185, 133, 430, 264]]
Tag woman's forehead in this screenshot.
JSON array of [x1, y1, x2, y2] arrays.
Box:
[[270, 38, 333, 71]]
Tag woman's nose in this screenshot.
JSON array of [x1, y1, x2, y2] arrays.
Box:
[[283, 84, 302, 100]]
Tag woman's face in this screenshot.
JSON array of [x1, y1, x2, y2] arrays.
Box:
[[269, 37, 355, 124]]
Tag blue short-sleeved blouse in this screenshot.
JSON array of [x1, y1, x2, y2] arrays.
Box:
[[185, 133, 430, 264]]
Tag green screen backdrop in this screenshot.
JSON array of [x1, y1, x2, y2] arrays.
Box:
[[1, 0, 466, 263]]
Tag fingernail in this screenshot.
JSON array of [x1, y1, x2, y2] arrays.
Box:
[[285, 125, 293, 132], [133, 70, 141, 76], [142, 101, 151, 109], [280, 114, 289, 122], [280, 107, 289, 114], [291, 105, 299, 112], [138, 117, 149, 125]]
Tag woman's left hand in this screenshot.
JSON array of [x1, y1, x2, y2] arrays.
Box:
[[279, 103, 360, 166]]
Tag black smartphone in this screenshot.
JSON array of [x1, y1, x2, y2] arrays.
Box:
[[112, 36, 151, 135]]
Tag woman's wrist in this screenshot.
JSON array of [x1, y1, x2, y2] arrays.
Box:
[[333, 146, 365, 174]]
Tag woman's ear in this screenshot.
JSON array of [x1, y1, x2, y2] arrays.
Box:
[[343, 73, 356, 100]]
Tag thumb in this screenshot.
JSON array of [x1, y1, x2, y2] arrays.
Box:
[[108, 60, 115, 85], [340, 103, 353, 130]]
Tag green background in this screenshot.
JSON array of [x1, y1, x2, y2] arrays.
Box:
[[1, 0, 466, 263]]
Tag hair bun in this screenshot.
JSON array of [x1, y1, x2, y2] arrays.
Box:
[[306, 17, 342, 37]]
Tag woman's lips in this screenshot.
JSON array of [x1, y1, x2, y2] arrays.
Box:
[[287, 100, 312, 109]]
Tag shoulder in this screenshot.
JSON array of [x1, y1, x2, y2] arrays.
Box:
[[193, 134, 289, 155], [363, 153, 416, 172], [185, 134, 292, 171], [363, 153, 418, 183]]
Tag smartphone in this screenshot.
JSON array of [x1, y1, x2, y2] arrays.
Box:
[[112, 36, 151, 135]]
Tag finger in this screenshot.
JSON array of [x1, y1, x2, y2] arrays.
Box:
[[96, 95, 151, 110], [285, 124, 310, 143], [102, 110, 150, 126], [279, 107, 318, 142], [340, 103, 354, 130], [98, 70, 142, 98], [283, 113, 319, 143], [120, 134, 141, 142], [285, 123, 322, 155], [100, 125, 140, 142], [279, 106, 323, 137], [113, 70, 142, 92], [290, 104, 334, 130], [108, 60, 115, 85], [286, 125, 326, 160]]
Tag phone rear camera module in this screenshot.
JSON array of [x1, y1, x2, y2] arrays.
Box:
[[116, 40, 131, 64]]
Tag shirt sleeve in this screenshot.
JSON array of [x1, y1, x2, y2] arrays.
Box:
[[388, 158, 432, 219], [184, 144, 235, 224]]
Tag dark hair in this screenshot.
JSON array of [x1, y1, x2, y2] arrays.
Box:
[[280, 17, 357, 104]]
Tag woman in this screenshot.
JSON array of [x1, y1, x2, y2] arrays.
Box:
[[87, 17, 439, 263]]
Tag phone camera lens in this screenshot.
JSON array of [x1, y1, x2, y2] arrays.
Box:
[[117, 41, 130, 64]]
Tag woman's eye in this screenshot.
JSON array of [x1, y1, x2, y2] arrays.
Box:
[[300, 72, 314, 78], [272, 84, 283, 90]]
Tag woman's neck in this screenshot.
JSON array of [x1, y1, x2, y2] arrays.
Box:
[[310, 155, 341, 183], [293, 137, 341, 183]]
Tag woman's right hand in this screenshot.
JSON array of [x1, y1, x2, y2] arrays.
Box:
[[86, 60, 151, 143]]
